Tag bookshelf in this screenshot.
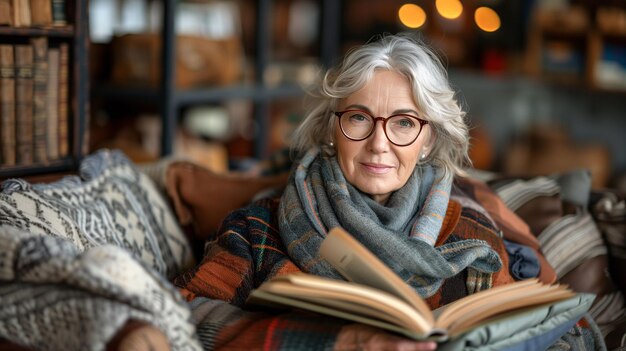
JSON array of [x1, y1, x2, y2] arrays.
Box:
[[95, 0, 341, 160], [525, 5, 626, 94], [0, 0, 90, 179]]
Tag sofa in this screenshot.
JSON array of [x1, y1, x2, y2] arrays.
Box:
[[0, 149, 624, 350]]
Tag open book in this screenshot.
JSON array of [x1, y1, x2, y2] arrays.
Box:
[[247, 227, 587, 342]]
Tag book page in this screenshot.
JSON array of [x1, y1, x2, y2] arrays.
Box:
[[258, 278, 429, 332], [435, 280, 575, 334], [248, 289, 444, 341], [448, 288, 574, 335], [320, 227, 435, 326], [435, 279, 540, 327]]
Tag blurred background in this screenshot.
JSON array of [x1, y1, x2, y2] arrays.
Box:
[[88, 0, 626, 190]]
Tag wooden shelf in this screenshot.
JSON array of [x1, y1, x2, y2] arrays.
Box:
[[93, 83, 306, 105], [175, 83, 305, 105], [0, 158, 75, 180], [526, 30, 617, 90], [0, 26, 75, 37], [525, 6, 626, 94]]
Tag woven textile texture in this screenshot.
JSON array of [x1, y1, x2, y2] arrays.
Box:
[[0, 225, 201, 351], [0, 149, 202, 350], [491, 171, 626, 341], [0, 149, 195, 279]]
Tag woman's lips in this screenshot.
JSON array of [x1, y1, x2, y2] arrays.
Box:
[[361, 162, 394, 174]]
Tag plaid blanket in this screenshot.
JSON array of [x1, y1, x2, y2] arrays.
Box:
[[174, 191, 515, 349]]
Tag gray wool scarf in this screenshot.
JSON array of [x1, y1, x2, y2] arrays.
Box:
[[278, 148, 503, 298]]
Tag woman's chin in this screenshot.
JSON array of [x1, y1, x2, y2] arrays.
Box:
[[354, 180, 396, 199]]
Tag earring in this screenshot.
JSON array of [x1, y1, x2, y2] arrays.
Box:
[[329, 141, 334, 147], [420, 153, 426, 160]]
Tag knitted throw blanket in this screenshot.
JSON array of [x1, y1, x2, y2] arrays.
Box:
[[278, 148, 504, 298], [0, 226, 201, 351], [0, 150, 195, 280], [0, 150, 200, 350]]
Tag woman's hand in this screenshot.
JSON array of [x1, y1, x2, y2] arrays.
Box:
[[335, 324, 437, 351]]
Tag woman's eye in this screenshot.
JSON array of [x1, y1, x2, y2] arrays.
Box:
[[395, 118, 416, 128], [349, 114, 369, 122]]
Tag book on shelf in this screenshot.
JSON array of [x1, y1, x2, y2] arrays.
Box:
[[46, 47, 59, 160], [248, 227, 594, 344], [0, 0, 13, 26], [0, 44, 16, 166], [11, 0, 31, 27], [30, 0, 52, 26], [57, 42, 68, 157], [14, 44, 34, 166], [31, 37, 48, 163], [51, 0, 66, 26]]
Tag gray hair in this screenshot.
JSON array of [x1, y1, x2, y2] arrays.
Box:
[[290, 33, 471, 178]]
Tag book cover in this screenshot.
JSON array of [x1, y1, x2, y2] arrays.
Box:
[[248, 227, 594, 344], [31, 37, 48, 163], [11, 0, 31, 27], [14, 44, 34, 166], [46, 47, 59, 161], [57, 42, 68, 157], [29, 0, 52, 26], [51, 0, 66, 26], [0, 0, 12, 26], [0, 44, 16, 166]]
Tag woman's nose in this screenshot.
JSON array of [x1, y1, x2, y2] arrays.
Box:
[[367, 121, 390, 152]]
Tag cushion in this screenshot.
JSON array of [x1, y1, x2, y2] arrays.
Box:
[[591, 190, 626, 296], [164, 161, 289, 242], [455, 176, 557, 284], [0, 149, 195, 279], [488, 170, 626, 347], [514, 195, 563, 237], [438, 293, 596, 351], [590, 189, 626, 348]]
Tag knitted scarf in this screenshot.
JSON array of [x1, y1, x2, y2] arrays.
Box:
[[278, 148, 503, 298]]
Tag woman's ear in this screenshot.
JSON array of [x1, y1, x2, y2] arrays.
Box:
[[421, 130, 437, 158]]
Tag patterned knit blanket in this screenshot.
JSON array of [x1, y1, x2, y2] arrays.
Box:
[[0, 150, 202, 350], [0, 226, 201, 351], [0, 150, 195, 279]]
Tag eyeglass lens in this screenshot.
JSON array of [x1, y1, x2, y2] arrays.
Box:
[[339, 110, 423, 145]]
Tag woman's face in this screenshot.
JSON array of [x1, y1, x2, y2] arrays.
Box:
[[334, 70, 433, 204]]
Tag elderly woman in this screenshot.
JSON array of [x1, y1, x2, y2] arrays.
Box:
[[174, 34, 596, 350]]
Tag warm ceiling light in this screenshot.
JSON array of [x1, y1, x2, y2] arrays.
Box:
[[436, 0, 463, 20], [475, 7, 501, 32], [398, 3, 427, 29]]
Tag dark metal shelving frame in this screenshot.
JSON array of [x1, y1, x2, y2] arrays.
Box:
[[156, 0, 342, 158], [90, 0, 341, 159]]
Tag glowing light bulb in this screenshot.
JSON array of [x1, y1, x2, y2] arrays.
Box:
[[475, 7, 501, 32], [436, 0, 463, 20], [398, 4, 427, 29]]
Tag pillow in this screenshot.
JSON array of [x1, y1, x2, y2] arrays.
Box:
[[455, 176, 557, 284], [164, 161, 289, 243], [590, 189, 626, 348], [488, 170, 626, 347], [438, 293, 596, 351], [591, 190, 626, 296], [0, 149, 195, 279]]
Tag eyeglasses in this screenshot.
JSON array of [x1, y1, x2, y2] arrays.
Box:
[[334, 109, 429, 146]]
